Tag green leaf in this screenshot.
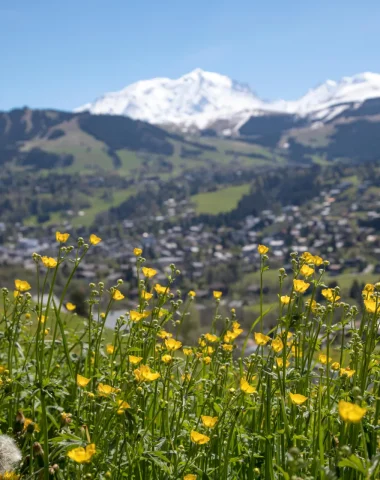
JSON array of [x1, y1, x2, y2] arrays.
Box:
[[338, 454, 367, 475]]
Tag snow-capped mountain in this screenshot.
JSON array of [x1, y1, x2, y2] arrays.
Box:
[[76, 69, 268, 129], [76, 70, 380, 130]]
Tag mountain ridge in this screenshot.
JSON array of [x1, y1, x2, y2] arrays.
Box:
[[76, 69, 380, 131]]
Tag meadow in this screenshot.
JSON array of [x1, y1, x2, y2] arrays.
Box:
[[0, 233, 379, 479]]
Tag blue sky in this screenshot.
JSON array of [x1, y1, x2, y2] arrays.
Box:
[[1, 0, 380, 111]]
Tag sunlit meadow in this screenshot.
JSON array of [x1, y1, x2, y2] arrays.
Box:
[[0, 233, 379, 479]]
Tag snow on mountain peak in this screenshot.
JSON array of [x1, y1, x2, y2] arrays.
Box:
[[76, 70, 380, 129]]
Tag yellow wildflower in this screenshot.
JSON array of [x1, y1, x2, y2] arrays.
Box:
[[338, 400, 366, 423], [112, 289, 125, 301], [364, 299, 380, 314], [116, 400, 131, 414], [203, 356, 212, 365], [289, 393, 308, 405], [106, 344, 115, 355], [301, 251, 314, 263], [157, 330, 173, 339], [188, 290, 196, 297], [141, 290, 153, 300], [56, 231, 70, 243], [15, 279, 31, 292], [322, 288, 341, 302], [129, 355, 143, 365], [165, 338, 182, 351], [67, 443, 96, 463], [313, 255, 323, 266], [184, 475, 197, 480], [41, 256, 57, 268], [133, 248, 142, 256], [161, 354, 172, 364], [257, 244, 269, 255], [134, 364, 160, 382], [66, 302, 76, 311], [24, 418, 40, 432], [319, 354, 332, 365], [142, 267, 157, 278], [130, 310, 144, 322], [154, 283, 168, 295], [201, 415, 218, 428], [76, 374, 91, 387], [276, 357, 290, 368], [240, 378, 256, 394], [331, 362, 340, 370], [190, 430, 210, 445], [183, 348, 193, 356], [272, 336, 284, 353], [89, 234, 102, 245], [98, 383, 118, 396], [204, 333, 218, 343], [300, 264, 314, 277], [222, 343, 233, 352], [280, 295, 291, 305], [293, 279, 310, 294], [254, 332, 271, 346], [213, 290, 222, 299], [340, 367, 355, 378]]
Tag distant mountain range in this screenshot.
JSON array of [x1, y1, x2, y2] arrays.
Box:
[[76, 69, 380, 132]]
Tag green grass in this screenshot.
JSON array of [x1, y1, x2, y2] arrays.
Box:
[[192, 184, 251, 214]]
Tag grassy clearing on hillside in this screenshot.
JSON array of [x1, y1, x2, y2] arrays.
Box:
[[192, 183, 251, 214], [2, 235, 380, 479]]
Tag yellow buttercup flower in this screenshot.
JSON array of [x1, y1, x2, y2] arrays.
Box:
[[319, 354, 332, 365], [184, 475, 197, 480], [41, 256, 57, 268], [240, 378, 256, 394], [130, 310, 144, 322], [300, 264, 315, 277], [254, 332, 271, 346], [142, 267, 157, 278], [67, 443, 96, 463], [331, 362, 340, 370], [157, 330, 173, 339], [293, 279, 310, 294], [24, 418, 40, 432], [112, 289, 125, 301], [116, 400, 131, 414], [134, 364, 160, 382], [188, 290, 196, 297], [204, 333, 218, 343], [203, 356, 212, 365], [98, 383, 118, 396], [201, 415, 218, 428], [190, 430, 210, 445], [66, 302, 76, 311], [313, 255, 323, 266], [224, 328, 242, 343], [272, 336, 284, 353], [340, 367, 355, 378], [222, 343, 233, 352], [322, 288, 341, 303], [338, 400, 366, 423], [183, 348, 193, 356], [133, 247, 143, 256], [56, 231, 70, 243], [257, 244, 269, 255], [1, 472, 21, 479], [77, 374, 91, 387], [280, 295, 291, 305], [289, 393, 308, 405], [154, 283, 168, 295], [129, 355, 143, 365], [141, 290, 153, 300], [161, 354, 172, 364], [213, 290, 222, 299], [89, 234, 101, 245], [364, 299, 380, 314], [106, 344, 115, 355], [276, 357, 290, 368], [165, 338, 182, 351]]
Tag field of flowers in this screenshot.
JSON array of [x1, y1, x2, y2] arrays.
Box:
[[0, 233, 379, 479]]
